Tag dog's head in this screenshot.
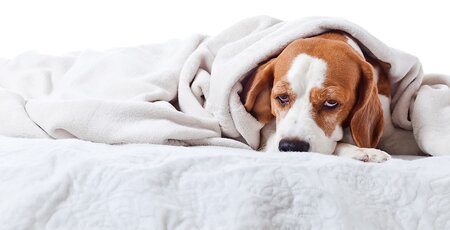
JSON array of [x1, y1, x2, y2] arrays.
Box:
[[243, 32, 384, 153]]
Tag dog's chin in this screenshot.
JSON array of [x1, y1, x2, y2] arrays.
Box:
[[313, 142, 337, 155]]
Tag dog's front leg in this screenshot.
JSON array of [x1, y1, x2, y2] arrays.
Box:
[[334, 143, 391, 163]]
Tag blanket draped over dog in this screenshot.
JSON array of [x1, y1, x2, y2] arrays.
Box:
[[0, 16, 449, 155]]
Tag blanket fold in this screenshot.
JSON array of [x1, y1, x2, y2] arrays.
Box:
[[0, 16, 449, 154]]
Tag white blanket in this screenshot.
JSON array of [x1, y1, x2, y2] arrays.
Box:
[[0, 16, 449, 154], [2, 136, 450, 230]]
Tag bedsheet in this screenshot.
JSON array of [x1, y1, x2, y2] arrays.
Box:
[[1, 136, 449, 230]]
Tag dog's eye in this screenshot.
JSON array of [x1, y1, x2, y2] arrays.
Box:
[[324, 100, 339, 108], [276, 95, 290, 105]]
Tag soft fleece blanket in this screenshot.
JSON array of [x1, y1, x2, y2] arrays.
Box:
[[0, 16, 449, 154], [2, 136, 450, 230]]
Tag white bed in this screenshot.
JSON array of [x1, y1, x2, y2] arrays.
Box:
[[1, 136, 449, 230]]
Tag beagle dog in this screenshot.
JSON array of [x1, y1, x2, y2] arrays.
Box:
[[242, 31, 422, 162]]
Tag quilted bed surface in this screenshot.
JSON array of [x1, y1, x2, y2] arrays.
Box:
[[0, 136, 449, 230]]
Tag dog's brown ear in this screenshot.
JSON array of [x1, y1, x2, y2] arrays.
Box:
[[349, 60, 384, 148], [242, 58, 276, 124]]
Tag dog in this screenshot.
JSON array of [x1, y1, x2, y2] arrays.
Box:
[[242, 31, 423, 162]]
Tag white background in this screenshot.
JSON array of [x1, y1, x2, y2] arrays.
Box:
[[0, 0, 449, 73]]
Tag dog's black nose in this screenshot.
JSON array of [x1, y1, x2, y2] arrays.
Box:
[[278, 139, 310, 152]]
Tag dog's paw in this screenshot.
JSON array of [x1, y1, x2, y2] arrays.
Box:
[[352, 148, 391, 163]]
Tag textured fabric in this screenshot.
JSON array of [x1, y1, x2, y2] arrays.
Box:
[[0, 16, 448, 154], [5, 136, 450, 230]]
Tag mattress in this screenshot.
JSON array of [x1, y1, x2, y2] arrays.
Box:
[[0, 136, 448, 230]]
